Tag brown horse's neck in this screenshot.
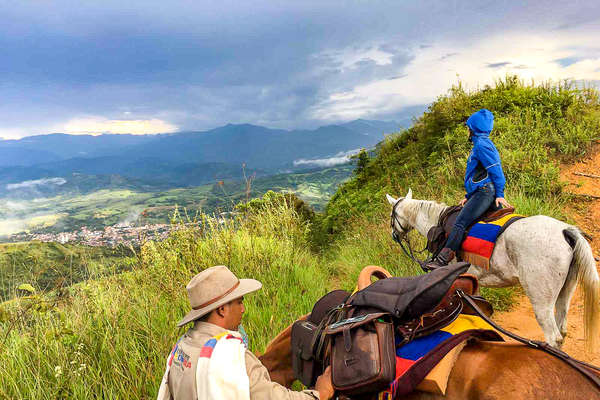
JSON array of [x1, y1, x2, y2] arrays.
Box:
[[258, 319, 303, 388]]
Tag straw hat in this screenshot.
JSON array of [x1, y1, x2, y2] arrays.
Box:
[[177, 265, 262, 327]]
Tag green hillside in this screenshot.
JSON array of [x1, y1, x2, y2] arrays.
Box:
[[0, 242, 135, 302], [1, 77, 599, 398], [324, 77, 600, 232]]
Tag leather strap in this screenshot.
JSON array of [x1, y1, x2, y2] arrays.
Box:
[[193, 281, 240, 310], [343, 326, 352, 352], [456, 290, 600, 388]]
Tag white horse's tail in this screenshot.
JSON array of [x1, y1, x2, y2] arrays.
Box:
[[564, 227, 600, 353]]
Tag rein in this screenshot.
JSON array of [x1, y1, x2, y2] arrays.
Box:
[[390, 198, 432, 272]]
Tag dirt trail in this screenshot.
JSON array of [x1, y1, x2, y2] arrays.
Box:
[[492, 144, 600, 364]]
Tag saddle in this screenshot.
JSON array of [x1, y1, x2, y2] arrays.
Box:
[[290, 263, 491, 395], [427, 205, 515, 255], [293, 265, 600, 397]]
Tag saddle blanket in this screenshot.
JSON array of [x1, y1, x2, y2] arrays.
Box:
[[377, 314, 501, 399], [461, 213, 524, 270]]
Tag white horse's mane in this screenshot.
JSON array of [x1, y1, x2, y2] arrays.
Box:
[[403, 199, 446, 227]]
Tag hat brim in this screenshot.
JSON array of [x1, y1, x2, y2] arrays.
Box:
[[176, 278, 262, 327]]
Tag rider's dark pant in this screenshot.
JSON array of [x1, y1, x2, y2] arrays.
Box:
[[444, 182, 496, 252]]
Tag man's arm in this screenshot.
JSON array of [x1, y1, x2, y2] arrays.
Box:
[[245, 351, 332, 399]]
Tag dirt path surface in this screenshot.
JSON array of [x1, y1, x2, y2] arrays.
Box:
[[492, 144, 600, 365]]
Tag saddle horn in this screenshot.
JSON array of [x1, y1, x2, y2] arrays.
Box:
[[357, 265, 393, 290]]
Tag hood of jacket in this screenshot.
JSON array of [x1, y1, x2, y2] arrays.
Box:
[[466, 109, 494, 139]]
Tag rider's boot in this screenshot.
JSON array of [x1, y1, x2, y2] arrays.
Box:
[[425, 247, 456, 270]]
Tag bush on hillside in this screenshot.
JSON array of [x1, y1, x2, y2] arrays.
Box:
[[237, 190, 316, 225]]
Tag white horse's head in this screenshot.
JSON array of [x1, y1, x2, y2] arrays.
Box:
[[386, 189, 413, 241]]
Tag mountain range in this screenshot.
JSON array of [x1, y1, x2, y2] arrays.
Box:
[[0, 119, 401, 196]]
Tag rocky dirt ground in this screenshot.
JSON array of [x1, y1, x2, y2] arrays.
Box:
[[493, 144, 600, 364]]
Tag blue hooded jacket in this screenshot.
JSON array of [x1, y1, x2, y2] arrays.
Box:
[[464, 109, 506, 199]]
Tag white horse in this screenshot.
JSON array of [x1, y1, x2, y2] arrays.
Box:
[[386, 189, 600, 351]]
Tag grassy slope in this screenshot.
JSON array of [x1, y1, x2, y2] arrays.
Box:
[[0, 242, 136, 302], [0, 201, 419, 399], [324, 77, 600, 233], [1, 78, 599, 398]]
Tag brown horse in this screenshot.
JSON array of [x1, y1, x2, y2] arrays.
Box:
[[259, 321, 600, 399]]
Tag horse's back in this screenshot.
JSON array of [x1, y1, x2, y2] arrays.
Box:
[[476, 215, 574, 287], [404, 341, 600, 400], [500, 214, 572, 250]]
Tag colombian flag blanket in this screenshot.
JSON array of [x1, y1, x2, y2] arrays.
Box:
[[460, 213, 524, 270], [377, 314, 503, 399]]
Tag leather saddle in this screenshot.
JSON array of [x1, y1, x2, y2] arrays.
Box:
[[290, 264, 493, 389], [291, 290, 350, 387]]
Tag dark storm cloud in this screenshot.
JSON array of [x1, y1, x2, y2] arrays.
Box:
[[487, 62, 512, 68], [0, 0, 599, 136]]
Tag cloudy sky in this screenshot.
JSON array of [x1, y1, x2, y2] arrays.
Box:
[[1, 0, 599, 139]]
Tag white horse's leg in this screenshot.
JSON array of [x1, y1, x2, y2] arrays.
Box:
[[554, 257, 578, 338], [526, 289, 564, 348]]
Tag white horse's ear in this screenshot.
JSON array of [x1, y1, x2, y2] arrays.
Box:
[[406, 188, 413, 200], [386, 194, 397, 205]]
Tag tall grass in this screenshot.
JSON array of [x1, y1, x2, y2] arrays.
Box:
[[0, 242, 136, 302], [0, 199, 356, 398]]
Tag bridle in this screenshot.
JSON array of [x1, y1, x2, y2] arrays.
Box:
[[390, 197, 431, 272], [390, 198, 410, 242]]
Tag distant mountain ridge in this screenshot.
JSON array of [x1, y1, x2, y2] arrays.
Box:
[[0, 119, 402, 193], [0, 119, 399, 166]]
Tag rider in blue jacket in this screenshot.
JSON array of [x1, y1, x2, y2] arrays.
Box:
[[426, 109, 511, 269]]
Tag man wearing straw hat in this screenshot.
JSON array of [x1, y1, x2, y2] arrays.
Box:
[[157, 265, 334, 400]]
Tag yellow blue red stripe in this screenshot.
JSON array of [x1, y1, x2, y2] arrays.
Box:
[[462, 213, 523, 260], [393, 314, 494, 377]]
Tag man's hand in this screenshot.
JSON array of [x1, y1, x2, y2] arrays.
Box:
[[459, 197, 467, 207], [315, 366, 334, 400], [495, 197, 511, 208]]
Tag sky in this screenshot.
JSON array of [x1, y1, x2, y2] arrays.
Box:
[[1, 0, 599, 139]]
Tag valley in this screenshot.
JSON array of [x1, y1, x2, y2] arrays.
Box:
[[0, 163, 354, 239]]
